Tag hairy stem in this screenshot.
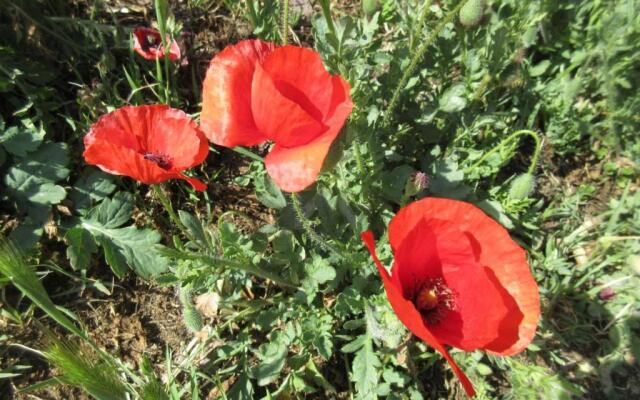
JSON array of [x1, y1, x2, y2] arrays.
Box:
[[281, 0, 290, 45], [290, 193, 343, 260], [152, 184, 197, 244], [383, 0, 470, 127]]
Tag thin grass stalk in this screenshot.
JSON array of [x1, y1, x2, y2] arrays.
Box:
[[383, 0, 471, 127]]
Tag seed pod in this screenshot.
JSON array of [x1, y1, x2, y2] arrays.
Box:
[[363, 0, 380, 17], [460, 0, 485, 28], [508, 173, 536, 199], [183, 306, 204, 332]]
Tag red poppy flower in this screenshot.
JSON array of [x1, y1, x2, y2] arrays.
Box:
[[200, 39, 353, 192], [361, 197, 540, 397], [132, 27, 181, 61], [83, 105, 208, 191]]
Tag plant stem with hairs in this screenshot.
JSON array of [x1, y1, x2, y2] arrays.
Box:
[[280, 0, 290, 45], [290, 193, 343, 260], [383, 0, 471, 127]]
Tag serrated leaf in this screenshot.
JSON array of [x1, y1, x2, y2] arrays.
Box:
[[89, 192, 133, 229], [13, 142, 69, 182], [352, 334, 380, 399], [69, 169, 116, 213], [65, 227, 97, 270], [82, 220, 168, 279], [5, 168, 66, 205], [253, 341, 288, 386], [313, 335, 333, 360], [0, 125, 45, 156]]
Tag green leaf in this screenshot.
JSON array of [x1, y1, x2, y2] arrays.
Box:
[[352, 334, 380, 399], [439, 83, 468, 113], [89, 192, 133, 229], [252, 340, 288, 386], [228, 372, 253, 400], [178, 210, 207, 245], [69, 169, 116, 213], [65, 227, 97, 270], [83, 221, 168, 279], [0, 125, 45, 156], [255, 174, 286, 209], [14, 142, 69, 182], [5, 169, 66, 205]]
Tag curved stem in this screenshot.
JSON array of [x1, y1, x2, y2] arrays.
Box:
[[318, 0, 337, 38], [152, 184, 197, 244], [200, 255, 296, 289], [383, 0, 470, 127], [290, 193, 343, 260]]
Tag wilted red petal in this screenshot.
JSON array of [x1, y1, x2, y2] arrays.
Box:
[[133, 27, 181, 61], [361, 231, 476, 398], [388, 198, 540, 355], [264, 77, 352, 192], [200, 39, 275, 146], [83, 105, 208, 191]]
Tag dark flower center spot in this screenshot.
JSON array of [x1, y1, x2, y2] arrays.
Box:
[[141, 34, 160, 51], [143, 152, 172, 170], [413, 278, 456, 325]]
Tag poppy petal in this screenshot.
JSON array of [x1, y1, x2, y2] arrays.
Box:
[[257, 45, 336, 121], [389, 198, 540, 355], [83, 139, 174, 184], [361, 231, 476, 398], [143, 107, 209, 169], [252, 62, 327, 147], [264, 77, 352, 192], [200, 39, 275, 147], [178, 174, 207, 191], [391, 220, 510, 350]]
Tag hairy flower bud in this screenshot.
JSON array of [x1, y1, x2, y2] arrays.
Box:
[[460, 0, 485, 28]]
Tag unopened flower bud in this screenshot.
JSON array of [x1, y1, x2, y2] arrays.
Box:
[[508, 173, 536, 200], [403, 171, 429, 199], [599, 287, 615, 301]]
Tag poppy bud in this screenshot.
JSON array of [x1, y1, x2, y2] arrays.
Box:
[[404, 171, 429, 198], [183, 306, 204, 333], [508, 173, 536, 199], [459, 0, 485, 28], [598, 287, 615, 301], [362, 0, 380, 17]]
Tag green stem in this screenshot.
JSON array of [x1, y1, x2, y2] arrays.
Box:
[[383, 0, 470, 127], [410, 0, 433, 52], [318, 0, 337, 38], [200, 255, 296, 289], [281, 0, 290, 45], [231, 146, 264, 162], [290, 193, 343, 260], [245, 0, 259, 29], [464, 130, 542, 175], [152, 185, 197, 244]]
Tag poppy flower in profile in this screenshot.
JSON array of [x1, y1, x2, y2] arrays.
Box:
[[83, 105, 208, 191], [200, 39, 353, 192], [132, 27, 181, 61], [361, 197, 540, 397]]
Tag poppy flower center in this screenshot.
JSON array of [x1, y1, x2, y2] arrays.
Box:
[[143, 152, 173, 170], [413, 278, 456, 325]]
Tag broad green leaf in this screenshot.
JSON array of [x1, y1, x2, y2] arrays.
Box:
[[252, 340, 288, 386], [0, 125, 44, 156], [5, 169, 66, 205], [439, 83, 468, 113], [69, 169, 116, 213], [65, 227, 97, 270], [89, 192, 133, 229], [82, 220, 168, 279], [178, 210, 207, 245], [255, 174, 286, 209], [228, 372, 253, 400], [14, 142, 69, 182]]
